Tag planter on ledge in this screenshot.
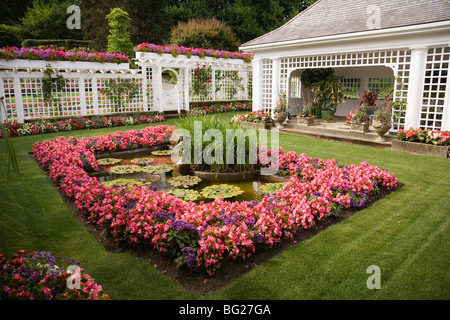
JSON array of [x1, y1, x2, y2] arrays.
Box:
[[372, 120, 392, 141], [273, 112, 288, 129], [350, 121, 370, 133], [297, 116, 315, 126], [392, 140, 449, 159], [242, 121, 274, 130]]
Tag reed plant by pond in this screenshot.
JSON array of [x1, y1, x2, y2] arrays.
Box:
[[174, 114, 261, 174]]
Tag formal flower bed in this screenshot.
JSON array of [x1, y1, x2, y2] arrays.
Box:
[[189, 102, 252, 116], [397, 127, 450, 145], [231, 110, 272, 124], [32, 125, 398, 276], [0, 114, 164, 138], [134, 43, 253, 62], [0, 46, 129, 64], [1, 250, 109, 300]]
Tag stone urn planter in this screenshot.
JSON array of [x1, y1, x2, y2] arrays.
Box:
[[273, 112, 288, 128], [297, 116, 315, 126], [350, 121, 370, 133], [372, 120, 392, 141]]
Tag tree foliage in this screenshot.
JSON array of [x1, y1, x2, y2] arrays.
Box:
[[81, 0, 168, 52], [106, 8, 133, 57], [169, 18, 240, 52], [0, 0, 313, 51], [19, 0, 83, 44]]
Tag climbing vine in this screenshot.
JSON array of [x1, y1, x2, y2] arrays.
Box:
[[42, 64, 66, 102], [101, 78, 140, 112], [191, 65, 212, 99]]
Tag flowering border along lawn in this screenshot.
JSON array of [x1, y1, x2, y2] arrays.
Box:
[[32, 125, 398, 276]]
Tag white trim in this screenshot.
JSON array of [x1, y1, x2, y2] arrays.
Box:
[[240, 20, 450, 52]]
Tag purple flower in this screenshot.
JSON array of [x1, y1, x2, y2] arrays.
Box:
[[153, 211, 175, 221], [181, 247, 200, 272]]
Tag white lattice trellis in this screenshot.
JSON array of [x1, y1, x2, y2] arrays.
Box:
[[0, 61, 147, 123], [257, 49, 413, 130], [420, 46, 450, 130]]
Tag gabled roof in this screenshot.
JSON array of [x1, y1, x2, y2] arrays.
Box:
[[241, 0, 450, 48]]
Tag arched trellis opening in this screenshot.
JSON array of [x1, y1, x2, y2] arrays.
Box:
[[135, 52, 253, 114], [253, 45, 450, 132], [287, 65, 396, 119], [255, 49, 412, 131]]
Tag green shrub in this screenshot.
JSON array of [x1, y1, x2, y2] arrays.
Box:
[[106, 8, 133, 57], [169, 18, 240, 52]]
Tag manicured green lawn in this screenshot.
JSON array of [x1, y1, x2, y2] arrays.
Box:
[[1, 111, 449, 300]]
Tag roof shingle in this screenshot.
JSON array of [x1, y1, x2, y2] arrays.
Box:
[[241, 0, 450, 48]]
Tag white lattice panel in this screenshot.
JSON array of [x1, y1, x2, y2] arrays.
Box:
[[279, 49, 411, 130], [420, 46, 450, 130], [261, 59, 273, 114]]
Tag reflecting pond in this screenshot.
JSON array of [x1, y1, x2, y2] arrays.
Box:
[[94, 149, 285, 203]]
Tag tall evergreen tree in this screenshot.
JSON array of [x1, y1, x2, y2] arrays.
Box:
[[81, 0, 169, 52]]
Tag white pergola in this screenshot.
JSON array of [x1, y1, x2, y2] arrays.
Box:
[[240, 0, 450, 131], [134, 52, 252, 113]]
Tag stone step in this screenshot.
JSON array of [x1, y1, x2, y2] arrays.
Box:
[[279, 120, 396, 149]]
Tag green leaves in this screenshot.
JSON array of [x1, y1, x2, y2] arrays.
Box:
[[168, 175, 202, 188], [106, 8, 133, 57], [200, 184, 243, 199], [98, 158, 122, 166], [259, 182, 283, 195], [167, 188, 202, 202]]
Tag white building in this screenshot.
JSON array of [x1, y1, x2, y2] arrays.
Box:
[[240, 0, 450, 131]]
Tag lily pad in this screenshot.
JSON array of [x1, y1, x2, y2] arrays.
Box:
[[109, 165, 142, 175], [259, 183, 284, 195], [200, 184, 243, 199], [135, 175, 161, 183], [151, 150, 172, 156], [130, 157, 154, 165], [167, 188, 202, 201], [97, 158, 122, 166], [140, 164, 173, 174], [102, 178, 151, 188], [168, 175, 202, 188]]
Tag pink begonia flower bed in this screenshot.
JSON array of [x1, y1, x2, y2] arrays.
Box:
[[32, 125, 398, 276]]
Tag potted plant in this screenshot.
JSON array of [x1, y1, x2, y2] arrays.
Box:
[[311, 75, 344, 121], [361, 90, 378, 119], [296, 104, 315, 126], [372, 104, 393, 141], [273, 92, 288, 128], [350, 104, 370, 133], [345, 112, 353, 126]]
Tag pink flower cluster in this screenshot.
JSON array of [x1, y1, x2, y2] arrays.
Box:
[[134, 43, 254, 62], [0, 47, 129, 64], [33, 127, 398, 275], [1, 250, 109, 300]]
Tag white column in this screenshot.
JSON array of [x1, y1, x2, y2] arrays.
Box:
[[441, 44, 450, 131], [153, 65, 163, 113], [78, 77, 87, 116], [184, 67, 190, 111], [211, 67, 216, 101], [12, 76, 24, 123], [405, 47, 428, 129], [92, 76, 99, 116], [252, 58, 262, 111], [142, 67, 148, 112], [0, 77, 6, 123], [271, 57, 281, 116]]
